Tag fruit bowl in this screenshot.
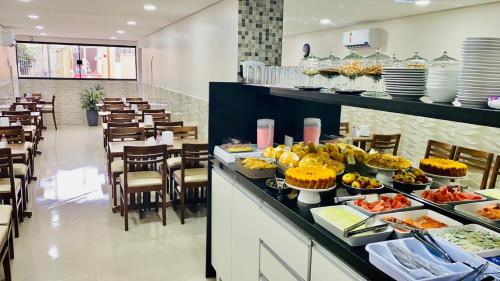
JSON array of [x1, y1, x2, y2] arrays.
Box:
[[341, 172, 384, 195], [391, 168, 432, 193]]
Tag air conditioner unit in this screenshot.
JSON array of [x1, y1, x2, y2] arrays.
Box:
[[343, 28, 382, 49], [0, 30, 15, 47]]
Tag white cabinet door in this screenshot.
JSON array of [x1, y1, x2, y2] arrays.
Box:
[[211, 169, 233, 281], [311, 243, 367, 281], [231, 182, 262, 281], [259, 240, 302, 281]]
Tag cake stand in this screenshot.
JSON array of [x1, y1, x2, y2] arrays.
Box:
[[364, 163, 399, 186], [424, 172, 467, 186], [284, 182, 336, 204]]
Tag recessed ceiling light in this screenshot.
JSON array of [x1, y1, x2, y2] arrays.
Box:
[[415, 0, 431, 6], [110, 36, 117, 40], [116, 30, 125, 34], [320, 19, 331, 25], [35, 25, 44, 30], [127, 21, 136, 26], [144, 4, 156, 11], [39, 33, 47, 36], [28, 15, 39, 19]]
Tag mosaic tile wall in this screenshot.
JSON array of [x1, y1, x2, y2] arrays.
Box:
[[141, 84, 208, 139], [341, 106, 500, 189], [19, 79, 138, 125], [238, 0, 284, 66]]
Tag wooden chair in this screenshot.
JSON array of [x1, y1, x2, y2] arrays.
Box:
[[128, 101, 149, 106], [136, 104, 151, 110], [173, 143, 209, 224], [107, 127, 144, 209], [104, 98, 122, 102], [0, 127, 31, 211], [111, 109, 135, 114], [453, 147, 494, 189], [120, 145, 168, 231], [2, 111, 41, 149], [103, 104, 125, 111], [489, 156, 500, 189], [142, 109, 165, 121], [424, 140, 457, 159], [153, 121, 184, 136], [0, 204, 14, 260], [0, 211, 12, 280], [41, 95, 57, 130], [370, 134, 401, 155], [0, 148, 23, 239], [110, 113, 136, 123], [24, 93, 42, 98], [126, 97, 142, 102], [339, 122, 349, 136], [10, 102, 37, 112]]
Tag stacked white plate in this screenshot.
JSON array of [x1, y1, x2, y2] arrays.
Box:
[[458, 37, 500, 107], [427, 67, 459, 103], [382, 67, 427, 99]]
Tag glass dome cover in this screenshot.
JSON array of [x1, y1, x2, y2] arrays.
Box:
[[319, 52, 341, 79], [364, 49, 391, 81], [404, 51, 427, 68], [300, 54, 320, 76], [339, 50, 364, 80], [429, 51, 459, 67]]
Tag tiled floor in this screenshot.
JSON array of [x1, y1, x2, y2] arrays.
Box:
[[8, 126, 212, 281]]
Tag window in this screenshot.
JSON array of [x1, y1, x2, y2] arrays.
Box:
[[16, 42, 137, 80]]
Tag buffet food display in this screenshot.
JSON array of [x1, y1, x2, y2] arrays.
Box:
[[415, 186, 484, 205]]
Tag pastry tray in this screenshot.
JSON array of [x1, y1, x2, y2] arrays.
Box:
[[234, 159, 276, 179]]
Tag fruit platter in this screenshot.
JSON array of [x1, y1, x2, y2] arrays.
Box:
[[347, 193, 424, 215], [341, 172, 384, 195], [413, 185, 487, 206]]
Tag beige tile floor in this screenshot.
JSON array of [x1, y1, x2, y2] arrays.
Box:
[[8, 126, 213, 281]]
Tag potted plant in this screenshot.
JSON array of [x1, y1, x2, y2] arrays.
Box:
[[80, 83, 105, 126]]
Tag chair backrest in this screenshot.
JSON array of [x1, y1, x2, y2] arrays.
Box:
[[126, 97, 142, 102], [103, 104, 125, 111], [110, 109, 135, 114], [153, 121, 184, 136], [371, 134, 401, 155], [51, 95, 56, 104], [106, 122, 140, 142], [150, 113, 171, 122], [110, 112, 136, 123], [16, 96, 41, 103], [2, 110, 31, 116], [168, 126, 198, 139], [104, 100, 123, 105], [135, 103, 150, 110], [179, 143, 209, 183], [104, 97, 121, 102], [489, 155, 500, 189], [0, 148, 15, 186], [0, 126, 25, 143], [128, 101, 148, 105], [123, 145, 167, 183], [424, 140, 456, 159], [108, 127, 145, 142], [25, 93, 42, 98], [454, 146, 494, 189], [4, 114, 32, 126], [339, 122, 349, 135], [142, 109, 165, 120], [11, 102, 37, 112]]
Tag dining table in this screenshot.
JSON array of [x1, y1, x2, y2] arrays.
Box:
[[107, 138, 208, 213]]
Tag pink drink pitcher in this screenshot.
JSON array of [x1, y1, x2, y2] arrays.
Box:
[[257, 119, 275, 149], [303, 118, 321, 145]]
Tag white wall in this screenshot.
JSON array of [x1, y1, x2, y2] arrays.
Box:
[[137, 0, 238, 100], [282, 2, 500, 65], [0, 26, 18, 100]]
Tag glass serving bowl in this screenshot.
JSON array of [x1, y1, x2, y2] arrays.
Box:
[[318, 52, 340, 91], [404, 51, 428, 69], [364, 49, 391, 94], [339, 50, 364, 90], [300, 54, 320, 87]]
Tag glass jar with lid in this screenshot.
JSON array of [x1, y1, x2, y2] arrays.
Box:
[[364, 49, 391, 94], [404, 51, 428, 69], [427, 51, 460, 103], [318, 52, 340, 91], [390, 53, 403, 67], [339, 50, 364, 90], [300, 54, 320, 87]]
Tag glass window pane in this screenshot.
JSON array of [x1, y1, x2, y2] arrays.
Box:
[[17, 42, 136, 80]]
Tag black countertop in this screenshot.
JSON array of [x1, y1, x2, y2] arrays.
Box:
[[212, 158, 392, 280]]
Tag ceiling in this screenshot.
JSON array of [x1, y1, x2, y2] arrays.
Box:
[[0, 0, 220, 41], [284, 0, 500, 36]]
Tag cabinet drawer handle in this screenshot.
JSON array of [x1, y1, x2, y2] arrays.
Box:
[[260, 202, 312, 246], [260, 239, 304, 281]]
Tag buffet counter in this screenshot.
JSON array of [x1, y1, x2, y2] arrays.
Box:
[[211, 157, 389, 281]]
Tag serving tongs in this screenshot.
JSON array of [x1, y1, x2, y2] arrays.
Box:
[[343, 214, 388, 238]]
